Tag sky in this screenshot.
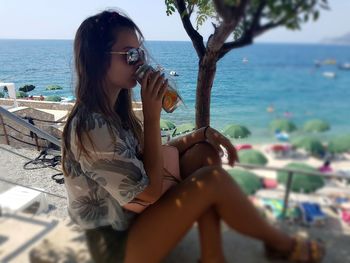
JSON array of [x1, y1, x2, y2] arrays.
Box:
[[0, 0, 349, 43]]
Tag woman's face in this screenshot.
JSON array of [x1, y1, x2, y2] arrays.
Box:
[[105, 28, 143, 97]]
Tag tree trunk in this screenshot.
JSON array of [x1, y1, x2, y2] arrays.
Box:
[[195, 54, 218, 128]]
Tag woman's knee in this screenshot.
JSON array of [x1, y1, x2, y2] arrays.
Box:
[[191, 165, 232, 189], [183, 142, 221, 166]]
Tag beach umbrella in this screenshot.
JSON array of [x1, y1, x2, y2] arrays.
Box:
[[160, 119, 176, 131], [46, 85, 63, 90], [46, 95, 62, 102], [19, 84, 35, 93], [327, 134, 350, 153], [291, 136, 325, 157], [303, 119, 330, 132], [227, 168, 262, 195], [173, 123, 195, 136], [277, 163, 325, 193], [223, 124, 251, 139], [238, 149, 268, 166], [269, 119, 297, 133]]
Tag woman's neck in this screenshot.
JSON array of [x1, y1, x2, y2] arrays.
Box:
[[109, 87, 121, 108]]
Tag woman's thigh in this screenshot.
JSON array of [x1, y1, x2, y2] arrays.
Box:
[[124, 165, 228, 263]]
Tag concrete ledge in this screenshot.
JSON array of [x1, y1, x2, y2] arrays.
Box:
[[0, 98, 74, 111]]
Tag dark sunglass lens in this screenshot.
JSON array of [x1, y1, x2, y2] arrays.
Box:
[[127, 49, 139, 65]]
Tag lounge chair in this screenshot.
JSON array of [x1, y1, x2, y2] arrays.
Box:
[[0, 186, 48, 215], [299, 202, 326, 226]]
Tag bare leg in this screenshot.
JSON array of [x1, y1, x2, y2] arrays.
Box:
[[180, 142, 225, 263], [124, 165, 294, 263]]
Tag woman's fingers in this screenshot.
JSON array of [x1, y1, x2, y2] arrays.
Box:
[[226, 144, 238, 166], [143, 71, 167, 99], [157, 79, 168, 100], [206, 127, 237, 166], [152, 73, 165, 97], [218, 135, 237, 166], [206, 129, 224, 156], [141, 69, 152, 91], [148, 71, 161, 92]]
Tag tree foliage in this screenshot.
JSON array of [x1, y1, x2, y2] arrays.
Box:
[[164, 0, 329, 127]]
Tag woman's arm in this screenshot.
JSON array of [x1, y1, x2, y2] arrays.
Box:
[[134, 70, 168, 204], [168, 126, 238, 166], [166, 127, 206, 156], [135, 120, 163, 203]]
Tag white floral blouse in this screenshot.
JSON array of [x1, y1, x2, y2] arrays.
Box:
[[63, 112, 149, 231]]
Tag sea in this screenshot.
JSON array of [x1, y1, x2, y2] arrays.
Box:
[[0, 39, 349, 143]]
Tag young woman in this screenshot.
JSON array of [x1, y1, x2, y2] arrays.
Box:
[[62, 10, 325, 263]]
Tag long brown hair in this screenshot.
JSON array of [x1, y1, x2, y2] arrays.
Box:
[[62, 10, 144, 176]]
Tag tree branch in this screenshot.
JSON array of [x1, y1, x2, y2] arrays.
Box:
[[219, 0, 267, 57], [218, 35, 253, 59], [248, 0, 267, 34], [208, 0, 249, 53], [218, 0, 306, 58], [175, 0, 205, 58]]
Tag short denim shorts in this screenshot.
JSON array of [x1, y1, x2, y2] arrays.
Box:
[[85, 225, 129, 263]]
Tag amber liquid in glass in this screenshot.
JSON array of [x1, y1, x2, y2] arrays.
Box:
[[135, 64, 183, 113]]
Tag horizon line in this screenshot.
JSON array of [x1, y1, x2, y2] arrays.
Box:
[[0, 38, 349, 46]]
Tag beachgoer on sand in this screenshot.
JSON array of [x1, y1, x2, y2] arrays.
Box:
[[61, 10, 325, 263], [319, 160, 333, 173]]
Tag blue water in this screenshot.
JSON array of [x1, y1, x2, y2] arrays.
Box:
[[1, 39, 349, 142]]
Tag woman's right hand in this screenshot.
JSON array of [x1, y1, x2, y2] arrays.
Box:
[[140, 69, 168, 123]]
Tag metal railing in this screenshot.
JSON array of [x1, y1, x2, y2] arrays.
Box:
[[1, 106, 349, 219], [0, 106, 61, 147]]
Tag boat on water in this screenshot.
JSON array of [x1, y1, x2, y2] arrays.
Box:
[[323, 72, 336, 78], [339, 62, 350, 70], [323, 59, 337, 65], [169, 71, 179, 76]]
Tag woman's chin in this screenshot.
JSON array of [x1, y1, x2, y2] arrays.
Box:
[[128, 79, 138, 89]]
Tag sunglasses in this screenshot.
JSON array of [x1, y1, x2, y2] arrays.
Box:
[[109, 47, 145, 65]]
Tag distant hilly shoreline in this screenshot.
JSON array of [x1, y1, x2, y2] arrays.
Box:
[[321, 32, 350, 45]]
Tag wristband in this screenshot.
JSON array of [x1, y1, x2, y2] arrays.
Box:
[[203, 126, 210, 139]]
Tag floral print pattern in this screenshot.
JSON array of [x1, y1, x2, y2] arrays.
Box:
[[64, 112, 148, 231]]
